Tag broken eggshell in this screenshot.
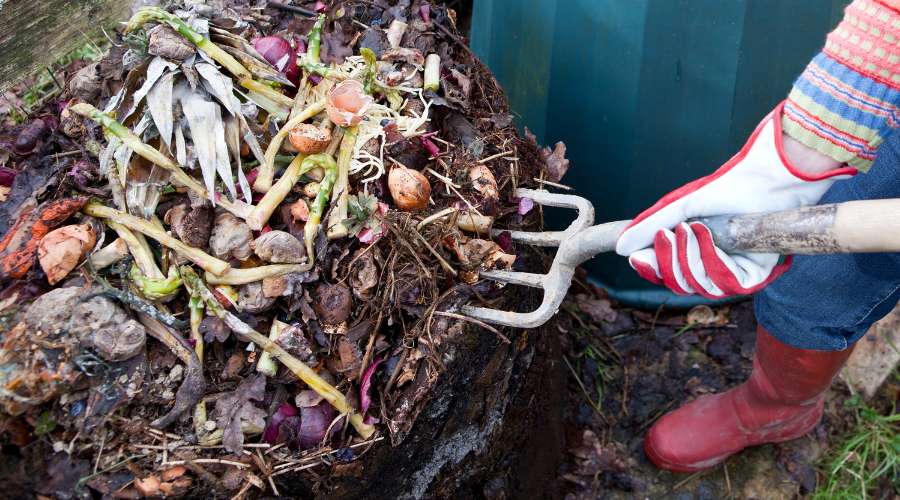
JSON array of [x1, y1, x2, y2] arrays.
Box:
[[288, 123, 332, 154], [326, 80, 373, 127]]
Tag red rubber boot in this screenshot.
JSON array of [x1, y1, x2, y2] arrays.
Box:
[[644, 326, 854, 472]]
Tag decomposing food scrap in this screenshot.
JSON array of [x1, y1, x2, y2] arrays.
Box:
[[0, 0, 566, 496]]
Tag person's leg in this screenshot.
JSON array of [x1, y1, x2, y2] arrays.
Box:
[[644, 127, 900, 472]]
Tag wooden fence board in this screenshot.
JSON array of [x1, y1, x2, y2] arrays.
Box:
[[0, 0, 131, 92]]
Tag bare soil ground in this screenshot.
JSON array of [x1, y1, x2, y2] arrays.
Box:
[[555, 282, 898, 500]]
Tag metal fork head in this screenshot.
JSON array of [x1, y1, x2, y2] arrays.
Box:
[[460, 188, 599, 329]]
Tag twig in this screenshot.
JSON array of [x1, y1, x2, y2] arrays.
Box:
[[434, 158, 485, 217], [477, 150, 514, 164], [268, 0, 316, 15], [723, 462, 732, 498], [424, 167, 460, 188], [93, 431, 106, 474], [434, 22, 478, 60], [673, 470, 709, 491], [77, 454, 145, 489], [432, 311, 509, 343], [410, 229, 457, 276], [162, 459, 250, 468], [416, 207, 457, 231], [52, 150, 81, 159], [532, 177, 572, 191]]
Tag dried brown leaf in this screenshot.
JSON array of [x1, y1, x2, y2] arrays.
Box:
[[214, 374, 266, 453], [575, 294, 617, 324], [542, 141, 570, 183]]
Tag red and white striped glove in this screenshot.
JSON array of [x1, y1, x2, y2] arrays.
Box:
[[615, 103, 857, 299]]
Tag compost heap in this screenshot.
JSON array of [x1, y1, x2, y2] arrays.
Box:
[[0, 1, 570, 496]]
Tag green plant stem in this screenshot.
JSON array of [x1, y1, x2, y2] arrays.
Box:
[[309, 14, 324, 64], [256, 320, 286, 377], [125, 7, 291, 110], [189, 295, 207, 437], [204, 263, 312, 285], [326, 125, 359, 240], [108, 221, 163, 279], [246, 152, 337, 262], [254, 100, 326, 193], [299, 15, 347, 81], [181, 267, 375, 439]]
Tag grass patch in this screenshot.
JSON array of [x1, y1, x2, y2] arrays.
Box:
[[813, 395, 899, 500]]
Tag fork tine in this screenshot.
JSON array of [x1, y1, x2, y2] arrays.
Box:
[[462, 274, 570, 328], [480, 269, 544, 288], [492, 229, 569, 247], [499, 189, 595, 246]]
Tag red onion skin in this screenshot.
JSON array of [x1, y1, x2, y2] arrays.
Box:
[[359, 357, 383, 414], [420, 4, 431, 23], [299, 402, 337, 449], [518, 197, 535, 215], [419, 136, 440, 158], [264, 403, 299, 444], [253, 36, 299, 85], [315, 1, 327, 13], [0, 166, 16, 187]]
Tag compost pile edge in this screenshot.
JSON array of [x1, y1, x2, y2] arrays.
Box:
[[0, 0, 571, 498]]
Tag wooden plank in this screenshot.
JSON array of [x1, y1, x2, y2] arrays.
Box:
[[0, 0, 132, 93]]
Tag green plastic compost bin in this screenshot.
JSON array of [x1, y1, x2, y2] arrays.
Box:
[[470, 0, 851, 307]]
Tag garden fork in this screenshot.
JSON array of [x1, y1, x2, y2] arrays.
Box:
[[461, 188, 900, 328]]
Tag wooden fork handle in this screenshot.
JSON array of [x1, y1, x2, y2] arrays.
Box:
[[697, 199, 900, 255]]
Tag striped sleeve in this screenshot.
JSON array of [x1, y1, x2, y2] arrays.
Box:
[[783, 0, 900, 171]]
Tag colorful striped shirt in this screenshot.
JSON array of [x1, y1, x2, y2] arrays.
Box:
[[784, 0, 900, 171]]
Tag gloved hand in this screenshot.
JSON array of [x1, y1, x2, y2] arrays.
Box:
[[615, 102, 857, 298]]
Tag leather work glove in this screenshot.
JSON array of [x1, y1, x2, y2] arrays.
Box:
[[615, 102, 857, 299]]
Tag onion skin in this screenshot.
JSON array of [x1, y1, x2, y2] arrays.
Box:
[[388, 165, 431, 212], [253, 35, 299, 85]]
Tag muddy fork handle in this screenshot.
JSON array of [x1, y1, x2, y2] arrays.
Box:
[[697, 199, 900, 254]]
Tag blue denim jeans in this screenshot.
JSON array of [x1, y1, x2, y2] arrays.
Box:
[[755, 132, 900, 351]]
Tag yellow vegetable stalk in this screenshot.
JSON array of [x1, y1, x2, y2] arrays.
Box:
[[246, 153, 337, 263], [253, 100, 326, 193], [326, 125, 359, 240], [84, 202, 230, 276], [181, 267, 375, 439]]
